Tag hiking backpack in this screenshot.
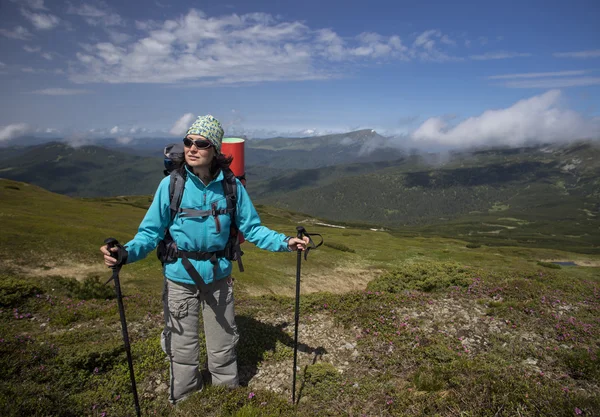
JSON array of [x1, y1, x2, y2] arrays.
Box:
[[156, 143, 244, 285]]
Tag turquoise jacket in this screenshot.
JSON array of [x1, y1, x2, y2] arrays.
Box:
[[124, 166, 290, 285]]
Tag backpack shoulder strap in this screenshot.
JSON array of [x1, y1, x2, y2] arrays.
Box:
[[221, 168, 244, 272], [221, 168, 238, 223], [169, 169, 186, 223]]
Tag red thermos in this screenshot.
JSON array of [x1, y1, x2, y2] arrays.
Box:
[[221, 138, 245, 184], [221, 137, 246, 242]]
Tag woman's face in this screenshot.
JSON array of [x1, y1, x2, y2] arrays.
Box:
[[184, 134, 216, 169]]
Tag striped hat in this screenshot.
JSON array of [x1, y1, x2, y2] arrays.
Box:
[[185, 115, 224, 153]]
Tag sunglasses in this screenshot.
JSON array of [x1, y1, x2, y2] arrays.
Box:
[[183, 137, 213, 149]]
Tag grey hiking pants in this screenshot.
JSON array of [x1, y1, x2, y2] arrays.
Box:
[[161, 276, 239, 404]]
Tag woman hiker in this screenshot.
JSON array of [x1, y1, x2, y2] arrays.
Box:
[[100, 114, 309, 404]]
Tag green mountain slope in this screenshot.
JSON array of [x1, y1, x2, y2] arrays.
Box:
[[245, 129, 406, 169], [256, 141, 600, 253], [0, 142, 164, 197], [1, 177, 599, 417]]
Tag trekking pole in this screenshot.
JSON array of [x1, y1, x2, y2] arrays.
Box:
[[104, 238, 141, 417], [291, 226, 323, 405]]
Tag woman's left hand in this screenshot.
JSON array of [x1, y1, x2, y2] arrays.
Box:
[[288, 236, 310, 251]]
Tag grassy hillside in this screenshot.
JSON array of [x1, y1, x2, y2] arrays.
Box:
[[1, 178, 600, 416], [0, 142, 164, 197], [256, 141, 600, 254]]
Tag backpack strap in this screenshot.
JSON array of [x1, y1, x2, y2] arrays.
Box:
[[168, 169, 186, 223], [222, 168, 244, 272]]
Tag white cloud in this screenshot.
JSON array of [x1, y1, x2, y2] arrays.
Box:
[[23, 45, 41, 53], [487, 70, 588, 79], [67, 3, 124, 27], [69, 9, 462, 85], [41, 52, 53, 60], [0, 123, 32, 141], [470, 51, 531, 60], [106, 30, 131, 44], [411, 90, 600, 147], [0, 61, 5, 67], [553, 49, 600, 59], [0, 26, 33, 40], [487, 70, 600, 88], [27, 88, 91, 95], [503, 77, 600, 89], [65, 133, 94, 148], [440, 35, 455, 46], [414, 29, 439, 50], [409, 29, 461, 62], [21, 9, 60, 30], [116, 136, 133, 144], [12, 0, 47, 10], [110, 126, 120, 134], [170, 113, 196, 136]]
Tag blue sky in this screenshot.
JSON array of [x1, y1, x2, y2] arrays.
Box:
[[0, 0, 599, 147]]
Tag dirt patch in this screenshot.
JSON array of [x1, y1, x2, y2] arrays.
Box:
[[540, 259, 600, 267], [244, 312, 360, 394], [300, 265, 383, 295], [5, 260, 108, 281], [242, 264, 383, 297]]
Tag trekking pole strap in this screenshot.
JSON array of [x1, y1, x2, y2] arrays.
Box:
[[296, 226, 323, 261]]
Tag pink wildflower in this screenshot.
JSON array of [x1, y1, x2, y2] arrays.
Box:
[[248, 392, 255, 399]]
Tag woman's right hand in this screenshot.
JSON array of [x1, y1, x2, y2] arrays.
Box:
[[100, 244, 119, 267]]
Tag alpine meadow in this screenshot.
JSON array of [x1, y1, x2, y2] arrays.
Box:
[[2, 0, 600, 416], [1, 132, 599, 416]]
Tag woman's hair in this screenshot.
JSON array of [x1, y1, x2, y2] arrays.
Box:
[[210, 153, 233, 176], [173, 152, 233, 178]]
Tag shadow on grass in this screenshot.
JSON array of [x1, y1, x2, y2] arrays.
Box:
[[234, 315, 327, 387]]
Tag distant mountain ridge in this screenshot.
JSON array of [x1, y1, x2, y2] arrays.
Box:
[[0, 142, 163, 196], [1, 129, 403, 169], [1, 135, 599, 253]]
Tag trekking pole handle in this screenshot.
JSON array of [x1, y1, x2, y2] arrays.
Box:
[[296, 226, 306, 240], [104, 237, 119, 260], [104, 237, 127, 269]]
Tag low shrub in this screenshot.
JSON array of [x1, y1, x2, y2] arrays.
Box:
[[0, 277, 41, 306], [367, 261, 474, 293], [324, 242, 356, 253], [52, 275, 115, 300]]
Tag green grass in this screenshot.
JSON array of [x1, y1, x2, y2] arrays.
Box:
[[1, 178, 599, 416]]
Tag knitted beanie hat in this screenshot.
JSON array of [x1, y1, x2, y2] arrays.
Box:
[[185, 115, 224, 153]]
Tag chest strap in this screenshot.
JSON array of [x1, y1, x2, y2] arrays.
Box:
[[178, 207, 233, 218]]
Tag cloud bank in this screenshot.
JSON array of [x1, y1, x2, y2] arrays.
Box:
[[411, 90, 600, 147], [0, 123, 32, 141], [68, 9, 470, 85]]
